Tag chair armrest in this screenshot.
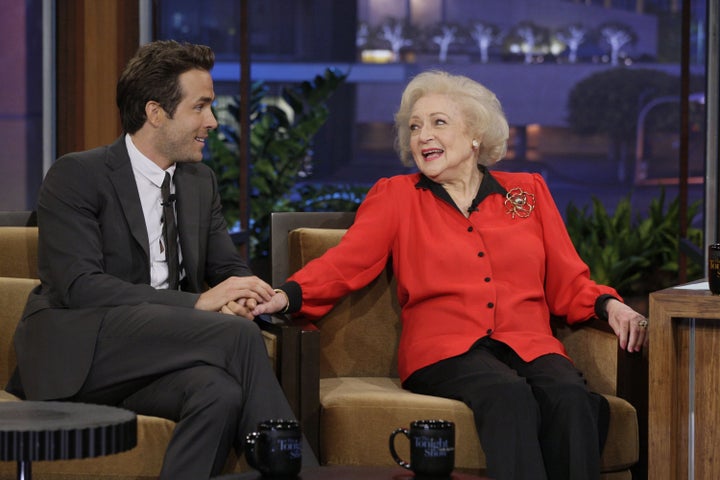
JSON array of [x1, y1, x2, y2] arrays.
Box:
[[552, 317, 645, 399], [553, 317, 618, 395], [255, 314, 320, 457]]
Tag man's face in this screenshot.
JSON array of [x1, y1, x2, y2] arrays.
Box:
[[155, 69, 218, 165]]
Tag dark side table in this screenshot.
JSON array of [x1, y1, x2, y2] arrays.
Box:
[[0, 401, 137, 480]]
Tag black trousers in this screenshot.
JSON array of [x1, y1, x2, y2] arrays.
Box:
[[68, 304, 317, 480], [403, 336, 609, 480]]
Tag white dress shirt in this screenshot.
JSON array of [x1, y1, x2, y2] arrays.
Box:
[[125, 134, 183, 289]]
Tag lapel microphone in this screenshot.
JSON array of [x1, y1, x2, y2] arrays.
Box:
[[161, 194, 176, 207]]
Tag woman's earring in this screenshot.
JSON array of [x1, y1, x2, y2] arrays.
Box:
[[472, 139, 479, 149]]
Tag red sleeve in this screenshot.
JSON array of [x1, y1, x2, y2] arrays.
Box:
[[289, 178, 400, 319], [533, 174, 621, 323]]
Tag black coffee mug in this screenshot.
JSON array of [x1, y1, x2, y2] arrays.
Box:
[[245, 419, 302, 477], [389, 419, 455, 477], [709, 243, 720, 295]]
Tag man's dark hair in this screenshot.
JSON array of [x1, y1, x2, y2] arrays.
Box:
[[117, 40, 215, 134]]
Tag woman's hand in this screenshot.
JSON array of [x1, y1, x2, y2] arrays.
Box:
[[251, 290, 289, 317], [605, 298, 648, 353]]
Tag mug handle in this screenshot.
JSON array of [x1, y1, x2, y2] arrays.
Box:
[[244, 431, 261, 470], [389, 428, 412, 470]]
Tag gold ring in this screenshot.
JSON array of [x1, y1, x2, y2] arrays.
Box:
[[638, 318, 648, 329]]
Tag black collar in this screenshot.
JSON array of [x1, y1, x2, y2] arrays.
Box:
[[415, 165, 508, 214]]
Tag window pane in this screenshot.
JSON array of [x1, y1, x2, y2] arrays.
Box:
[[0, 1, 44, 210]]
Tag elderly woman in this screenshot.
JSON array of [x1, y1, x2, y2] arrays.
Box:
[[252, 70, 647, 480]]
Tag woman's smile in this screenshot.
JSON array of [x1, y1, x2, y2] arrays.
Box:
[[421, 148, 444, 161]]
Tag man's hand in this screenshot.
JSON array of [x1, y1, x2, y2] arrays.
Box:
[[219, 298, 258, 320], [195, 276, 273, 316], [605, 298, 648, 353]]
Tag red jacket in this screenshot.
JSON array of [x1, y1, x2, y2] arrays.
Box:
[[289, 169, 619, 382]]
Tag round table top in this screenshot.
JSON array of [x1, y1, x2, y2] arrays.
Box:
[[0, 400, 137, 461], [214, 465, 490, 480]]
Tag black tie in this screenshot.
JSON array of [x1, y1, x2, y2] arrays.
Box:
[[161, 172, 179, 290]]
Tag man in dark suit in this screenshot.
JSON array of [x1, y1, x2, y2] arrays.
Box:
[[8, 40, 309, 479]]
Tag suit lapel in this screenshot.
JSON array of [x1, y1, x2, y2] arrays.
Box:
[[174, 164, 201, 290], [103, 138, 205, 290], [105, 137, 151, 261]]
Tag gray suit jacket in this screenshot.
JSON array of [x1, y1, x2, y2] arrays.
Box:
[[14, 136, 251, 400]]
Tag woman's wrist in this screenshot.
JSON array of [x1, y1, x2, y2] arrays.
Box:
[[595, 294, 620, 321], [273, 288, 290, 314], [276, 281, 302, 314]]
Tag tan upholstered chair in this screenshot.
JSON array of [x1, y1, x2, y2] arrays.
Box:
[[270, 211, 641, 479], [0, 211, 305, 480]]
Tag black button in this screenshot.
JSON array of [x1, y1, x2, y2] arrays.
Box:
[[487, 302, 494, 308], [484, 277, 491, 282], [477, 251, 484, 257], [486, 328, 493, 335], [467, 226, 473, 232]]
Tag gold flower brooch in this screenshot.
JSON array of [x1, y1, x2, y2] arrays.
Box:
[[505, 187, 535, 219]]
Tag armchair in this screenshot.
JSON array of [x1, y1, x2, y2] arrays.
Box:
[[269, 211, 640, 479], [0, 211, 301, 479]]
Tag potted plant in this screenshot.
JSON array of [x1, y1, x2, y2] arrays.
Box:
[[565, 191, 703, 314], [204, 68, 367, 272]]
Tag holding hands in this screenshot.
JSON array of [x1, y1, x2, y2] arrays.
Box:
[[194, 276, 275, 320]]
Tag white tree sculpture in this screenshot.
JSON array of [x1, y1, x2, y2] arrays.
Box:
[[432, 26, 457, 63], [601, 25, 633, 65], [556, 24, 586, 63], [470, 22, 502, 63], [357, 23, 369, 48], [516, 25, 539, 64], [379, 21, 412, 61]]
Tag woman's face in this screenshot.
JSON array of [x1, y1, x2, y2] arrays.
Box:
[[408, 93, 477, 183]]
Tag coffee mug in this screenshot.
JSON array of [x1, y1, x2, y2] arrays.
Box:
[[389, 419, 455, 477], [245, 419, 302, 477], [709, 243, 720, 294]]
